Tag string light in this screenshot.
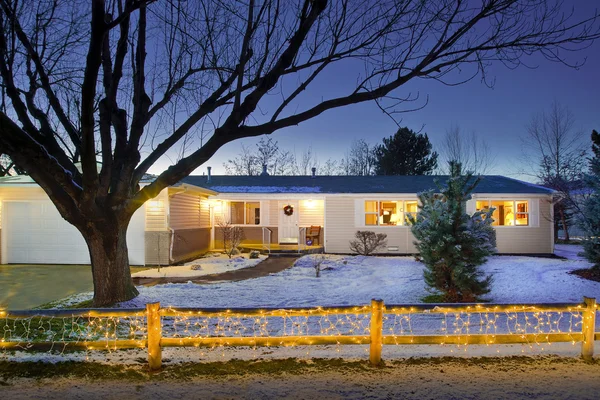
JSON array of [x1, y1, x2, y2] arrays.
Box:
[[0, 302, 596, 361]]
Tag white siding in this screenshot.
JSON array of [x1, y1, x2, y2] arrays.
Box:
[[200, 198, 211, 227], [169, 190, 201, 230], [298, 200, 324, 226], [326, 194, 553, 254], [145, 189, 169, 231], [269, 200, 279, 226]]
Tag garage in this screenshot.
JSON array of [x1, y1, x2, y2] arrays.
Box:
[[1, 200, 145, 265]]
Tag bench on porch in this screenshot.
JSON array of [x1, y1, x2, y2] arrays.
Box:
[[305, 225, 322, 246]]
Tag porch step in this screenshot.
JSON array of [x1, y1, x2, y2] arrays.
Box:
[[239, 244, 324, 256]]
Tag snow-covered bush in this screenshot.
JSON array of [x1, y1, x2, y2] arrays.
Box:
[[408, 162, 496, 302], [349, 231, 388, 256], [249, 250, 261, 259]]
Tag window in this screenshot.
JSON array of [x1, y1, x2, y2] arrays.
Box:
[[230, 201, 260, 225], [476, 200, 529, 226], [364, 200, 418, 226]]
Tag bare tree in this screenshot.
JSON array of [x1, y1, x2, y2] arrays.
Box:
[[522, 101, 588, 240], [441, 125, 496, 174], [294, 146, 318, 175], [224, 137, 294, 175], [0, 0, 598, 305], [340, 139, 376, 175], [320, 158, 340, 175], [224, 144, 259, 175], [349, 231, 388, 255], [218, 221, 245, 259]]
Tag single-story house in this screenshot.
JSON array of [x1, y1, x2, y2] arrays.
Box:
[[0, 170, 554, 265]]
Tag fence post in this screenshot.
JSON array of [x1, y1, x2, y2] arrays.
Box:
[[582, 297, 596, 361], [370, 298, 384, 366], [146, 302, 162, 370]]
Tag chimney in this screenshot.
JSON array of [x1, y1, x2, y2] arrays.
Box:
[[207, 166, 212, 183], [260, 164, 269, 176], [311, 167, 316, 178]]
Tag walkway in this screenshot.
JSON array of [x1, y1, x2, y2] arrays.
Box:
[[132, 256, 297, 286]]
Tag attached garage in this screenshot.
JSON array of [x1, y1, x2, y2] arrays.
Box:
[[0, 182, 146, 265]]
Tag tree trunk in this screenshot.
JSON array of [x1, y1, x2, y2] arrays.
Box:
[[558, 206, 570, 242], [85, 221, 139, 307]]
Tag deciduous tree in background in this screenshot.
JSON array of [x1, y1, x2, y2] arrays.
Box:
[[374, 127, 438, 175], [0, 0, 598, 305], [441, 125, 496, 175], [521, 102, 588, 241]]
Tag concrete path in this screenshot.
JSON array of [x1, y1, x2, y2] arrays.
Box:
[[132, 256, 297, 286]]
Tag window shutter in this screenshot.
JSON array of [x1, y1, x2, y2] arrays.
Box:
[[354, 199, 364, 228], [530, 198, 539, 227], [260, 201, 269, 226]]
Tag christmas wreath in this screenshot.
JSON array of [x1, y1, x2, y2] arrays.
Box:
[[283, 204, 294, 216]]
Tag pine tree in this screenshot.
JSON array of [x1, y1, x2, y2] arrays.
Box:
[[374, 127, 438, 175], [580, 130, 600, 269], [409, 162, 496, 302]]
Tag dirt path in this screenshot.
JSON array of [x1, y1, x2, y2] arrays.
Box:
[[132, 256, 297, 286], [2, 357, 600, 399]]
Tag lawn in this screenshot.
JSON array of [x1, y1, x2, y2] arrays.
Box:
[[43, 244, 598, 309]]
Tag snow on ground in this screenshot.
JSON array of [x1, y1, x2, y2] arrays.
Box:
[[554, 244, 587, 261], [118, 251, 599, 308], [131, 253, 266, 278]]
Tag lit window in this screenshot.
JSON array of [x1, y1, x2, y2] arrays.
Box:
[[476, 200, 529, 226], [364, 200, 417, 226], [231, 201, 260, 225]]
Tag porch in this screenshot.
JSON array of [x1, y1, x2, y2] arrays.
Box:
[[240, 243, 324, 255]]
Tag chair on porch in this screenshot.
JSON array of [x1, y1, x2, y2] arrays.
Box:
[[306, 225, 321, 246]]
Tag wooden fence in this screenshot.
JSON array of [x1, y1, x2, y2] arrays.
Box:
[[1, 297, 597, 370]]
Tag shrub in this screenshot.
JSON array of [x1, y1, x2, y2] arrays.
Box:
[[409, 161, 496, 302], [349, 231, 388, 256], [218, 220, 245, 259]]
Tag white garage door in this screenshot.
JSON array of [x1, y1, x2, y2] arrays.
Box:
[[2, 201, 145, 265]]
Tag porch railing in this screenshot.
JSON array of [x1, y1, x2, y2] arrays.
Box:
[[1, 297, 598, 371], [298, 227, 307, 253], [261, 227, 272, 254]]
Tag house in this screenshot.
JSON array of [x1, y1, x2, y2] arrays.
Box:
[[0, 171, 554, 265]]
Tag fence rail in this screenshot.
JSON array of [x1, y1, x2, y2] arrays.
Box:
[[1, 297, 597, 370]]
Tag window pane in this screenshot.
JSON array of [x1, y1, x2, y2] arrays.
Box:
[[405, 201, 418, 213], [245, 202, 260, 225], [381, 201, 397, 225], [230, 202, 244, 224], [490, 200, 515, 226], [516, 213, 529, 226], [516, 201, 528, 213], [365, 201, 378, 213], [365, 214, 378, 226], [476, 200, 488, 211]]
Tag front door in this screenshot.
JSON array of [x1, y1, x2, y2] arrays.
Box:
[[278, 200, 299, 244]]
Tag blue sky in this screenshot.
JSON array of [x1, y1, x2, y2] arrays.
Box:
[[148, 3, 600, 183]]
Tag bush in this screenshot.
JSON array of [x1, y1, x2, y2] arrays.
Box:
[[349, 231, 388, 255], [409, 161, 496, 302], [218, 220, 245, 258], [249, 250, 261, 259]]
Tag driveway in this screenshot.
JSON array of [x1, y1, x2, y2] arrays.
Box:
[[0, 264, 148, 309]]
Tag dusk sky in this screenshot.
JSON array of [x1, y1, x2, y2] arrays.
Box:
[[148, 2, 600, 184]]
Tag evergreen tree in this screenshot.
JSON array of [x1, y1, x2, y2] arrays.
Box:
[[374, 127, 438, 175], [409, 162, 496, 302], [580, 130, 600, 269]]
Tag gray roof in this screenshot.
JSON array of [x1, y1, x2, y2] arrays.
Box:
[[180, 175, 553, 195]]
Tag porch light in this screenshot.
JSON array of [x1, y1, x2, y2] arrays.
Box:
[[306, 199, 315, 208]]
